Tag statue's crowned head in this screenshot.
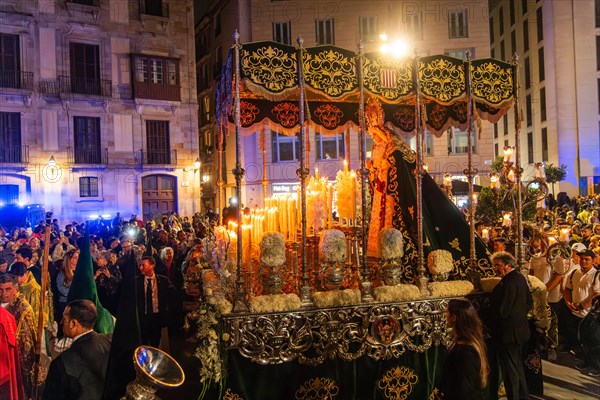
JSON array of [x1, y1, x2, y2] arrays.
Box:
[[365, 97, 385, 128]]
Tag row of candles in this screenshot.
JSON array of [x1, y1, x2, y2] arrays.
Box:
[[480, 222, 571, 243]]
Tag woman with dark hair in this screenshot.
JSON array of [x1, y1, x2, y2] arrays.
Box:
[[440, 298, 489, 400]]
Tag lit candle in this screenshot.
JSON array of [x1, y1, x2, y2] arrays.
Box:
[[559, 228, 570, 243], [502, 212, 512, 227], [535, 162, 546, 179], [507, 169, 515, 182], [503, 146, 513, 162], [490, 174, 500, 189], [351, 171, 357, 224], [315, 167, 320, 180], [423, 164, 429, 173], [328, 183, 333, 228], [548, 235, 557, 245], [343, 159, 348, 172], [472, 193, 478, 207], [481, 228, 490, 242]]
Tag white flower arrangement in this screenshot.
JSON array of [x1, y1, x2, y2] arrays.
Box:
[[379, 228, 404, 260], [320, 229, 347, 263], [429, 280, 474, 297], [207, 295, 233, 315], [249, 293, 302, 313], [260, 232, 286, 267], [480, 277, 501, 293], [373, 284, 421, 302], [527, 275, 550, 333], [312, 288, 361, 308], [427, 250, 454, 275]]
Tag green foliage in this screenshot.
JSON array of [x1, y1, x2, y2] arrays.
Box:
[[475, 186, 539, 225], [490, 156, 505, 174], [545, 164, 567, 195]]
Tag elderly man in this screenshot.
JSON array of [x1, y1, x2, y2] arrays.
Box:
[[43, 300, 112, 400], [490, 251, 533, 400], [0, 274, 36, 398]]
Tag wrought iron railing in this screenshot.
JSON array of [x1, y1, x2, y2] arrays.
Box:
[[0, 71, 33, 90], [58, 75, 112, 97], [0, 145, 29, 163], [67, 147, 108, 164], [135, 149, 177, 165]]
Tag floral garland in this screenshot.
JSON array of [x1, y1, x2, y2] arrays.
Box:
[[373, 284, 421, 302], [249, 293, 302, 313], [427, 250, 454, 275], [260, 232, 286, 267], [312, 288, 361, 308], [320, 229, 347, 263], [379, 228, 404, 260], [428, 280, 474, 298]]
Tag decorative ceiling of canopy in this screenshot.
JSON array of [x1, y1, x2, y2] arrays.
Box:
[[217, 41, 515, 137]]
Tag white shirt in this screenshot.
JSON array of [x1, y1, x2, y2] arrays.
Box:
[[72, 329, 93, 343], [527, 255, 567, 303], [565, 267, 600, 318]]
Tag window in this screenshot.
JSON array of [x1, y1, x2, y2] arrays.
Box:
[[491, 48, 495, 58], [0, 112, 22, 163], [511, 31, 517, 55], [404, 13, 422, 40], [541, 128, 548, 161], [509, 0, 515, 25], [540, 87, 546, 122], [526, 94, 532, 127], [503, 114, 509, 135], [134, 54, 178, 85], [69, 42, 100, 95], [448, 9, 468, 38], [494, 143, 499, 158], [494, 123, 498, 138], [200, 95, 211, 126], [489, 17, 494, 44], [524, 57, 531, 89], [504, 139, 509, 147], [409, 132, 432, 155], [141, 0, 166, 17], [445, 48, 474, 60], [499, 7, 504, 36], [73, 116, 101, 164], [214, 46, 223, 78], [536, 7, 543, 42], [597, 36, 600, 70], [359, 16, 378, 43], [538, 47, 545, 81], [79, 177, 99, 197], [273, 21, 292, 45], [272, 131, 300, 162], [523, 20, 529, 52], [215, 13, 221, 37], [315, 18, 335, 45], [527, 132, 534, 164], [0, 34, 20, 89], [146, 120, 171, 164], [0, 185, 18, 204], [522, 0, 528, 15], [596, 0, 600, 28], [316, 133, 345, 160], [447, 128, 475, 154], [500, 40, 505, 60]]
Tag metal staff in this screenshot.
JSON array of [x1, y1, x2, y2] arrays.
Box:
[[465, 51, 479, 277], [512, 55, 524, 270]]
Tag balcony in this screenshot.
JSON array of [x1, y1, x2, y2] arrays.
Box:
[[58, 76, 112, 97], [136, 149, 177, 166], [132, 81, 180, 101], [67, 147, 108, 165], [0, 145, 29, 163], [0, 71, 33, 91]]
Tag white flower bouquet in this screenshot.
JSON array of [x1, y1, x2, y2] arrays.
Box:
[[428, 280, 474, 297], [379, 228, 404, 260], [480, 277, 501, 293], [312, 288, 361, 308], [249, 293, 302, 313], [373, 284, 421, 302], [260, 232, 286, 267], [427, 249, 454, 275], [320, 229, 347, 263]]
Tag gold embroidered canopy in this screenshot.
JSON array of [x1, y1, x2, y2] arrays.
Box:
[[218, 41, 515, 137]]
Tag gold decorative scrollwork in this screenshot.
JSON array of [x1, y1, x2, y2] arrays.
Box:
[[471, 61, 514, 106], [428, 103, 449, 130], [272, 102, 300, 129], [452, 101, 467, 122], [393, 106, 416, 132], [377, 366, 419, 400], [363, 55, 413, 102], [419, 56, 465, 104], [428, 387, 442, 400], [240, 101, 260, 127], [295, 377, 339, 400], [314, 104, 343, 129], [241, 45, 297, 93], [223, 388, 244, 400], [448, 238, 461, 252], [303, 48, 357, 98]]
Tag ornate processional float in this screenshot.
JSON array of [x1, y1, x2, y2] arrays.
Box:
[[187, 32, 542, 399]]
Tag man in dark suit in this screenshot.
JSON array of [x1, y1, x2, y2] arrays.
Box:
[[136, 255, 173, 347], [42, 299, 112, 400], [490, 251, 533, 400]]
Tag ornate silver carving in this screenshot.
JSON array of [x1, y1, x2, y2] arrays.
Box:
[[223, 297, 454, 365]]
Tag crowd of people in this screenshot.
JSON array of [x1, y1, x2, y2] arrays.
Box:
[[0, 192, 599, 399]]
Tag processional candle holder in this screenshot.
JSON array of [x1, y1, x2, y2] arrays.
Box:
[[443, 173, 453, 198]]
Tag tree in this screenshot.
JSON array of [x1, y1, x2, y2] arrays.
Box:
[[545, 163, 567, 195]]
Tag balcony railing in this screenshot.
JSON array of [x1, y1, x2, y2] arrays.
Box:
[[140, 0, 169, 18], [136, 149, 177, 166], [0, 71, 33, 90], [58, 76, 112, 97], [67, 147, 108, 164], [0, 145, 29, 163], [132, 81, 180, 101]]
